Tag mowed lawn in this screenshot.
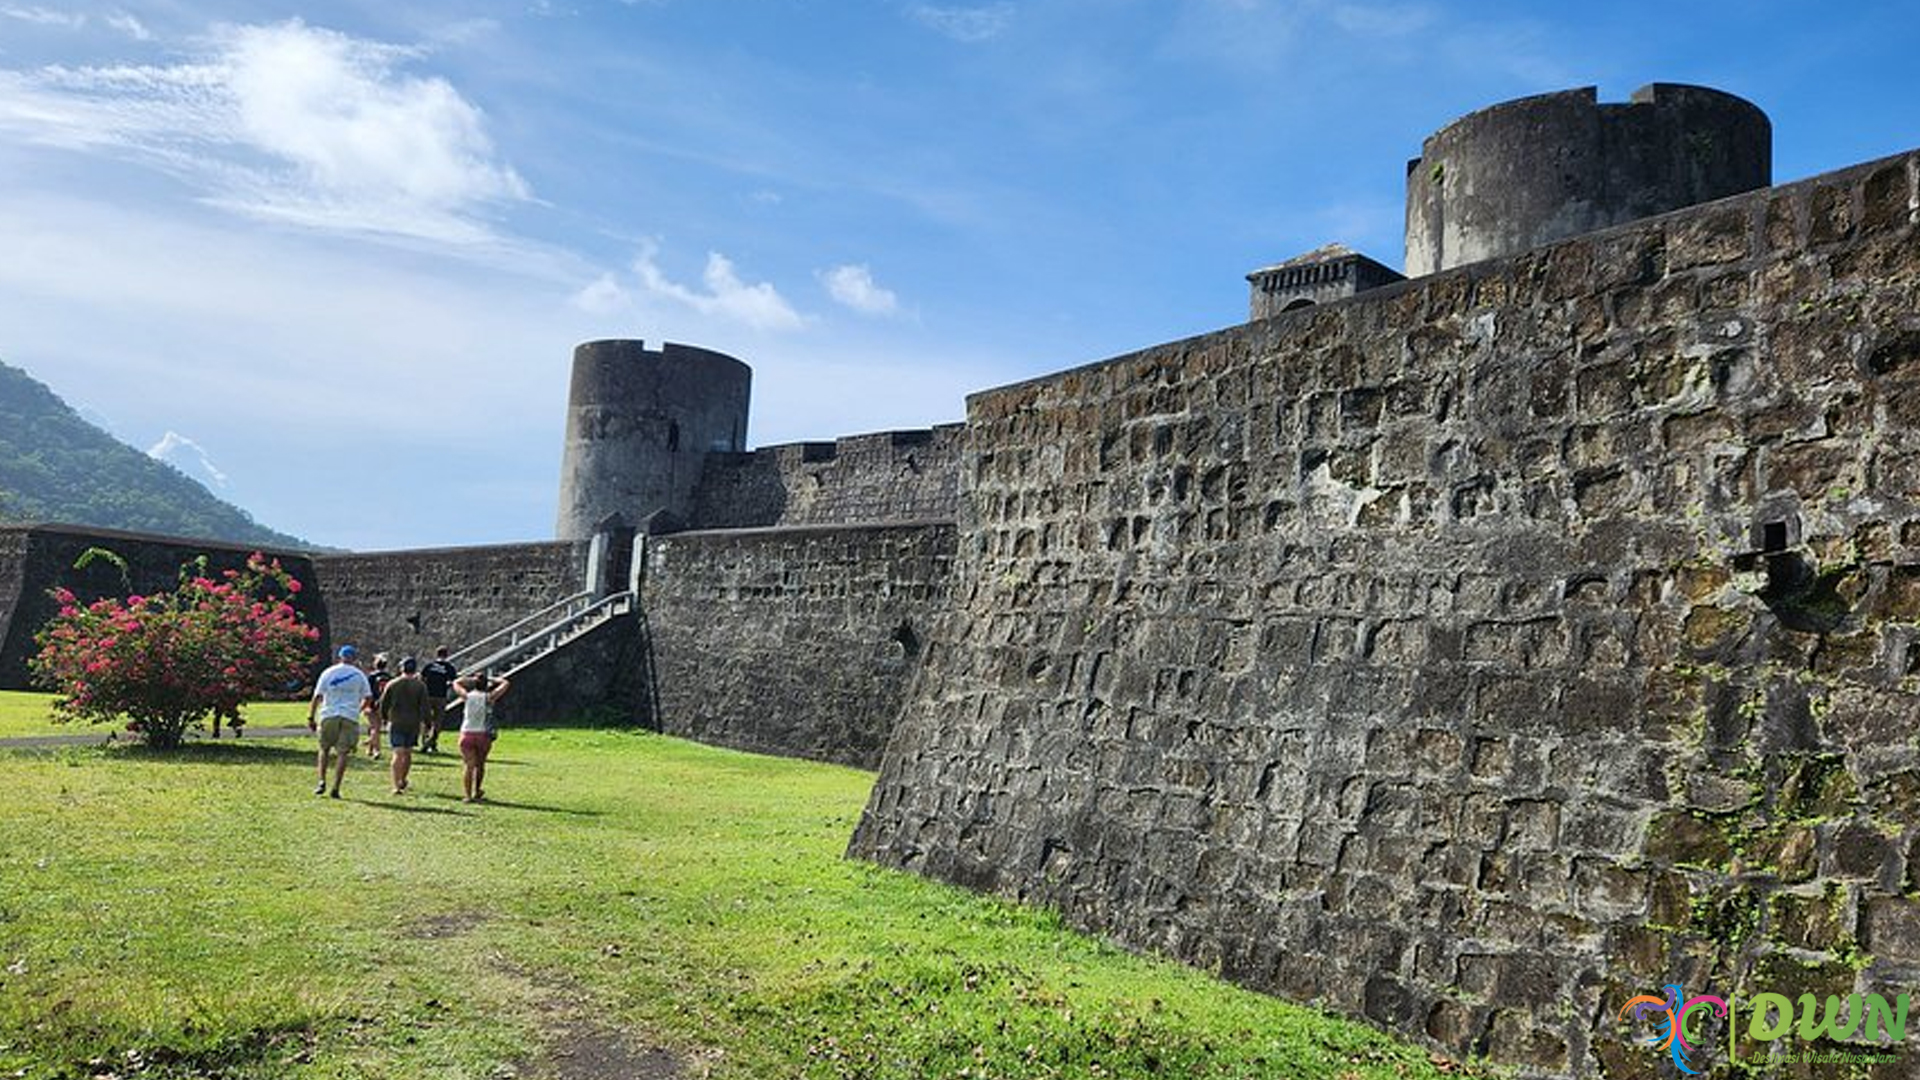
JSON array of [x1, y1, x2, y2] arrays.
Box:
[[0, 692, 1490, 1079], [0, 695, 307, 741]]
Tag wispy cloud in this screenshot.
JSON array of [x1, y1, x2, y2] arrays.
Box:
[[819, 263, 900, 317], [0, 19, 530, 245], [908, 3, 1014, 43], [2, 6, 84, 29], [149, 430, 229, 489], [104, 11, 152, 40], [574, 242, 807, 332], [637, 246, 806, 330]]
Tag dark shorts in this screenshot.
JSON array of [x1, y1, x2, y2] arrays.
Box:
[[387, 725, 420, 750], [459, 731, 492, 759]]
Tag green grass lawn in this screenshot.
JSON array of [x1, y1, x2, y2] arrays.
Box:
[[0, 694, 312, 741], [0, 693, 1494, 1079], [0, 691, 68, 739]]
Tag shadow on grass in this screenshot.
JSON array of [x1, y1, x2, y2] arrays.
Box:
[[99, 741, 314, 766], [349, 798, 476, 818], [416, 793, 603, 817]]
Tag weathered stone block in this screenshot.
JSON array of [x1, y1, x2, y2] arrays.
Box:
[[1668, 206, 1753, 269], [1771, 888, 1852, 953], [1644, 811, 1733, 869]]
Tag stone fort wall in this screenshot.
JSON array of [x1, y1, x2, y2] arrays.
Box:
[[312, 541, 592, 661], [0, 520, 947, 767], [851, 150, 1920, 1077], [685, 425, 963, 530], [641, 522, 955, 768], [0, 525, 323, 690]]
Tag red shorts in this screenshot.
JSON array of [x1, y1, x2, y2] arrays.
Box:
[[459, 732, 492, 758]]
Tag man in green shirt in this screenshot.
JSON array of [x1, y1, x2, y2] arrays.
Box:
[[377, 657, 435, 795]]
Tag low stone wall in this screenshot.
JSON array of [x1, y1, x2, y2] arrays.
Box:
[[311, 541, 589, 664], [0, 529, 31, 684], [852, 150, 1920, 1077], [0, 525, 320, 690], [641, 523, 954, 768], [686, 425, 963, 529]]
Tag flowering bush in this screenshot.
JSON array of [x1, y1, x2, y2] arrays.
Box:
[[31, 550, 320, 749]]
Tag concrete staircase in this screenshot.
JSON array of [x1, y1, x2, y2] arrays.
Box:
[[446, 589, 636, 680]]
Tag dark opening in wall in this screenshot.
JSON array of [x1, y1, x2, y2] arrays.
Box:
[[1758, 551, 1858, 634], [890, 621, 920, 660], [1283, 297, 1316, 312], [1762, 521, 1789, 553], [667, 421, 681, 452]]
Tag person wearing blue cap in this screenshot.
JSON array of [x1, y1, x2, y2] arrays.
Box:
[[307, 644, 372, 798]]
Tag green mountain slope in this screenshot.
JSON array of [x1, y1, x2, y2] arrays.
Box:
[[0, 359, 311, 549]]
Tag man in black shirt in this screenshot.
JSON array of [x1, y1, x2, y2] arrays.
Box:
[[419, 646, 459, 753]]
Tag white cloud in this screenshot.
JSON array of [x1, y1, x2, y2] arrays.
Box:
[[629, 243, 807, 331], [105, 12, 151, 40], [0, 19, 530, 245], [570, 273, 628, 316], [820, 263, 900, 317], [908, 3, 1013, 43], [2, 6, 84, 29], [149, 430, 230, 489]]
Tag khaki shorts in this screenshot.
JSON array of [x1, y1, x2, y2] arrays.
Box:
[[319, 716, 359, 753]]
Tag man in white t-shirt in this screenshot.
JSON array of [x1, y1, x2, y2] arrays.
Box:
[[308, 644, 373, 798]]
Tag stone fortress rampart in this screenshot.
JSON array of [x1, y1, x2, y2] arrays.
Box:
[[853, 142, 1920, 1077], [3, 82, 1917, 1077], [686, 424, 964, 530]]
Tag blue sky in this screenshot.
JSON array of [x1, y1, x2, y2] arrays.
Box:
[[0, 1, 1914, 550]]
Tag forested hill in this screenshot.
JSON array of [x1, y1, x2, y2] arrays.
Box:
[[0, 360, 311, 550]]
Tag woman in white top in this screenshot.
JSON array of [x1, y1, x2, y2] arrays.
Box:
[[453, 671, 510, 803]]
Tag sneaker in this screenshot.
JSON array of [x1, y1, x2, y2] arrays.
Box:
[[329, 789, 341, 799], [315, 782, 327, 795]]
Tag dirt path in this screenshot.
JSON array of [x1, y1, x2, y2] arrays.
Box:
[[404, 912, 698, 1080]]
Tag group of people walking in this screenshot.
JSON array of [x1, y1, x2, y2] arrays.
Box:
[[307, 644, 510, 803]]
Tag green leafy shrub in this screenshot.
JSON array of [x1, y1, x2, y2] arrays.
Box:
[[30, 550, 319, 748]]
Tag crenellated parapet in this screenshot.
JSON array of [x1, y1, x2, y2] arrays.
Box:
[[685, 424, 964, 530]]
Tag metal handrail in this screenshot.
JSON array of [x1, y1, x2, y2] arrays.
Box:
[[461, 590, 635, 678], [447, 590, 594, 668]]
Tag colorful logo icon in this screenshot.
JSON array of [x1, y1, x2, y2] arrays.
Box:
[[1618, 983, 1910, 1072], [1618, 984, 1729, 1075]]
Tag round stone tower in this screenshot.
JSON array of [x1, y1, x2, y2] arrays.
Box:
[[555, 339, 751, 541], [1404, 83, 1770, 276]]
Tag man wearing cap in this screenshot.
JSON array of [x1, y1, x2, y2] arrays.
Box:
[[308, 645, 372, 798], [376, 657, 434, 795]]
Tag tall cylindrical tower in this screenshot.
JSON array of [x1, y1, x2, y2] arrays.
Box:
[[555, 339, 751, 541], [1405, 83, 1770, 276]]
